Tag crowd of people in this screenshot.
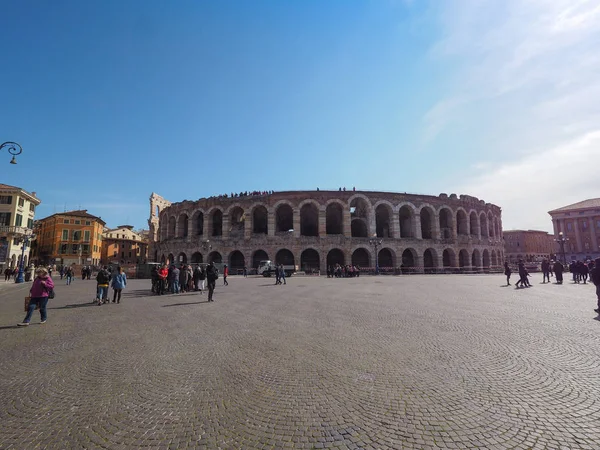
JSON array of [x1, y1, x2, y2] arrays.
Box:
[[208, 190, 275, 200], [327, 264, 361, 278], [151, 262, 221, 302]]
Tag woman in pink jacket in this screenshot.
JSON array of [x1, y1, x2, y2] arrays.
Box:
[[18, 267, 55, 326]]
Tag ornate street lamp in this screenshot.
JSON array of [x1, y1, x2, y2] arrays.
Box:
[[1, 141, 23, 164], [369, 234, 382, 275], [15, 232, 35, 283], [554, 231, 568, 264]]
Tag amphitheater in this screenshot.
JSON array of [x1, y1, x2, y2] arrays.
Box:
[[148, 190, 504, 274]]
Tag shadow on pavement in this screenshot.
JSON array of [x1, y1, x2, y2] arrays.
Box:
[[162, 301, 208, 307], [49, 303, 96, 310], [0, 325, 21, 330]]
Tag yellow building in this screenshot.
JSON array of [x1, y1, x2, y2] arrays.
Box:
[[101, 225, 149, 265], [0, 183, 41, 270], [34, 210, 106, 266]]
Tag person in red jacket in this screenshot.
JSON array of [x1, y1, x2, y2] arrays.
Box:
[[18, 267, 55, 326], [158, 264, 169, 295], [223, 264, 229, 286]]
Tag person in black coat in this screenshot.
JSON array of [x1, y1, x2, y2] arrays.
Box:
[[553, 260, 564, 284], [504, 262, 512, 285]]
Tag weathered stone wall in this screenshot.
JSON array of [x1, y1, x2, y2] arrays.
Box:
[[150, 190, 504, 273]]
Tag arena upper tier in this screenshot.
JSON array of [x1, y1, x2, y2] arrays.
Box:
[[148, 191, 504, 273]]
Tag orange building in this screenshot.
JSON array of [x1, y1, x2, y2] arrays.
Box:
[[33, 210, 105, 266], [101, 225, 148, 265]]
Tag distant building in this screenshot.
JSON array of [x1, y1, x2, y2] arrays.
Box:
[[0, 183, 41, 270], [548, 198, 600, 261], [33, 210, 105, 266], [503, 230, 555, 263], [101, 225, 148, 265]]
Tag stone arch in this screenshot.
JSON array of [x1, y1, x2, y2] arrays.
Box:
[[275, 248, 295, 266], [401, 248, 418, 269], [275, 202, 294, 233], [300, 202, 319, 237], [378, 248, 395, 268], [229, 250, 245, 270], [456, 208, 469, 235], [487, 212, 494, 237], [351, 219, 368, 237], [252, 204, 268, 234], [168, 216, 176, 239], [459, 249, 470, 268], [419, 206, 435, 240], [209, 208, 223, 237], [491, 250, 498, 267], [178, 213, 189, 238], [167, 253, 175, 265], [479, 212, 488, 238], [350, 196, 371, 237], [326, 202, 344, 235], [228, 205, 246, 236], [191, 252, 203, 264], [375, 203, 393, 238], [208, 251, 222, 264], [423, 248, 438, 273], [300, 248, 320, 272], [398, 203, 416, 238], [252, 249, 269, 269], [438, 207, 454, 240], [192, 210, 204, 236], [351, 248, 371, 268], [483, 249, 490, 269], [469, 211, 479, 237], [177, 252, 187, 264], [327, 248, 346, 267], [443, 248, 457, 268], [472, 248, 482, 268]]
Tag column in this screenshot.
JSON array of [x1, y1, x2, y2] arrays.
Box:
[[203, 214, 210, 240], [451, 213, 458, 241], [343, 210, 352, 238], [222, 215, 230, 240], [552, 219, 559, 237], [414, 213, 422, 240], [434, 213, 441, 240], [245, 215, 252, 239], [574, 218, 582, 253], [318, 208, 326, 237], [267, 208, 275, 237], [391, 212, 400, 239], [293, 210, 300, 238]]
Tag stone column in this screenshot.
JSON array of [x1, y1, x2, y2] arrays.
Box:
[[368, 210, 376, 237], [558, 218, 565, 233], [203, 214, 210, 239], [391, 212, 400, 239], [574, 218, 582, 253], [434, 213, 441, 240], [451, 213, 458, 240], [267, 208, 275, 237], [552, 219, 559, 237], [319, 208, 326, 237], [222, 215, 230, 240], [293, 210, 301, 238], [414, 213, 422, 239], [343, 210, 352, 237], [245, 215, 252, 239]]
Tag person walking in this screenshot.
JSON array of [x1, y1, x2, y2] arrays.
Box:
[[193, 265, 202, 291], [111, 266, 127, 304], [206, 262, 218, 302], [223, 264, 229, 286], [171, 265, 180, 294], [553, 260, 564, 284], [504, 262, 512, 285], [274, 264, 280, 285], [243, 266, 247, 277], [158, 264, 168, 295], [95, 266, 110, 305], [18, 267, 55, 326], [590, 258, 600, 314], [541, 260, 550, 283], [65, 267, 73, 285], [279, 264, 287, 285], [178, 264, 187, 293]]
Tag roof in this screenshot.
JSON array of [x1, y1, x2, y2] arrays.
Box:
[[503, 229, 551, 234], [39, 209, 106, 225], [0, 183, 20, 190], [549, 198, 600, 213], [0, 183, 41, 204]]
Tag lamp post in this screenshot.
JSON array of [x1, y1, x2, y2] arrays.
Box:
[[554, 231, 568, 264], [369, 234, 382, 275], [15, 233, 34, 283], [1, 141, 23, 164]]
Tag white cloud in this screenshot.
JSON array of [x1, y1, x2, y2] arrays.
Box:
[[424, 0, 600, 230]]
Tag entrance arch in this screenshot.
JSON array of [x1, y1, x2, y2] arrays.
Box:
[[351, 248, 370, 268], [275, 204, 293, 232], [252, 249, 269, 269], [378, 248, 395, 268], [423, 248, 437, 273], [253, 205, 268, 234], [472, 249, 481, 269], [456, 209, 468, 235], [327, 249, 345, 267], [375, 204, 392, 238], [275, 249, 295, 266], [459, 249, 470, 268], [399, 205, 415, 238], [439, 208, 453, 239], [191, 252, 203, 264], [208, 251, 222, 264], [193, 211, 204, 235], [350, 197, 370, 237], [300, 249, 320, 273], [443, 249, 456, 268], [229, 250, 245, 270], [326, 203, 344, 235], [420, 207, 435, 239], [177, 252, 187, 264], [470, 211, 479, 236], [402, 248, 417, 272], [211, 210, 223, 236], [300, 203, 319, 236], [482, 249, 490, 271]]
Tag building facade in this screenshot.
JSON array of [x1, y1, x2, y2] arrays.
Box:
[[150, 190, 504, 273], [503, 230, 555, 263], [101, 225, 149, 265], [549, 198, 600, 262], [33, 210, 106, 266], [0, 183, 41, 270]]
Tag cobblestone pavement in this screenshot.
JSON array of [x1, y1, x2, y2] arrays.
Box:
[[1, 274, 599, 449]]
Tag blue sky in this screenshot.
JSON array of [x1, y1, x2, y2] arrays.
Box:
[[2, 1, 598, 232]]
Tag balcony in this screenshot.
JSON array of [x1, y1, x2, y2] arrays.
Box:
[[0, 225, 33, 236]]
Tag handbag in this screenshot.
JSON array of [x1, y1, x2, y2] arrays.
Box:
[[47, 288, 55, 299], [24, 296, 39, 312]]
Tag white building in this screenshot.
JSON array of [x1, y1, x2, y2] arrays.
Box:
[[0, 183, 41, 270]]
